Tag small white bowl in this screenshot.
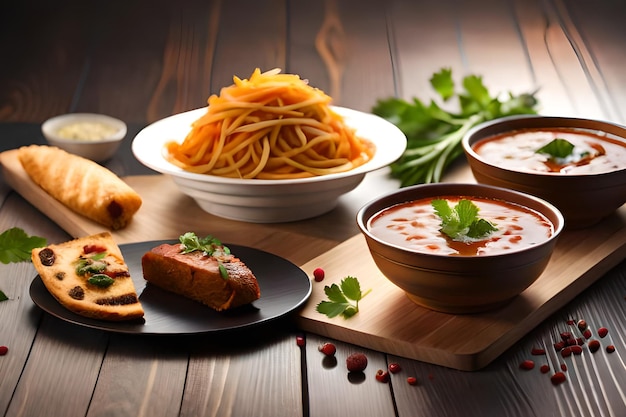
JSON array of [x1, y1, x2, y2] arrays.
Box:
[[132, 106, 407, 223], [42, 113, 127, 162]]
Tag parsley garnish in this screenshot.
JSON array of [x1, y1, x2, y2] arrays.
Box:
[[316, 276, 371, 319], [432, 199, 497, 242], [0, 228, 47, 302], [179, 232, 230, 256], [0, 227, 47, 264], [536, 138, 575, 159], [372, 68, 539, 186], [179, 232, 230, 279]]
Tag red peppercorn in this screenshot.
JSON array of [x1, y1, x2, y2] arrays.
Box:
[[407, 376, 418, 385], [554, 341, 565, 351], [296, 336, 305, 347], [606, 345, 616, 353], [519, 360, 535, 370], [318, 342, 336, 356], [0, 346, 8, 356], [570, 345, 583, 355], [551, 372, 567, 386], [560, 363, 567, 372], [388, 363, 401, 374], [598, 327, 609, 338], [375, 369, 390, 383], [346, 353, 368, 372], [312, 268, 325, 282], [577, 319, 588, 331], [583, 329, 592, 339], [588, 339, 601, 353], [540, 364, 550, 374], [531, 347, 546, 355], [560, 331, 572, 341], [560, 347, 572, 358]]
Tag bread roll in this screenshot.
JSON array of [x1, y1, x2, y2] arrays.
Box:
[[18, 145, 142, 229]]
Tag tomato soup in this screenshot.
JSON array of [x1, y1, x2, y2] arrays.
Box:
[[472, 127, 626, 174], [368, 196, 554, 256]]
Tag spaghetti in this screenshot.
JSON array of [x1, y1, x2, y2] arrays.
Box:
[[165, 68, 375, 179]]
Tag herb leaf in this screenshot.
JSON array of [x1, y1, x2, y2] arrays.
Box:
[[432, 199, 497, 242], [536, 138, 575, 159], [179, 232, 230, 256], [87, 274, 115, 288], [0, 291, 8, 302], [0, 227, 47, 264], [373, 68, 539, 186], [316, 276, 371, 319]]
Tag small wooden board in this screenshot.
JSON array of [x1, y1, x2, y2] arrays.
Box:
[[296, 213, 626, 370], [2, 148, 625, 370]]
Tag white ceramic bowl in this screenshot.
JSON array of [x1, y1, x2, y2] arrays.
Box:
[[132, 106, 407, 223], [41, 113, 127, 162]]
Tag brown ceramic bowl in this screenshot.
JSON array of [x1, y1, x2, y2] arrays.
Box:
[[462, 115, 626, 228], [356, 183, 564, 314]]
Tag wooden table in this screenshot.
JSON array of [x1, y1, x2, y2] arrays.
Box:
[[2, 1, 626, 416]]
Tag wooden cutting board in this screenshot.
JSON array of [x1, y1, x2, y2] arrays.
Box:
[[2, 148, 626, 370]]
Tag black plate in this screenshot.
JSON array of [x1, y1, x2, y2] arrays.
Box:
[[29, 240, 312, 334]]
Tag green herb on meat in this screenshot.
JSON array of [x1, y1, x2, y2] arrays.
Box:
[[432, 199, 497, 242], [179, 232, 230, 256], [372, 68, 540, 186]]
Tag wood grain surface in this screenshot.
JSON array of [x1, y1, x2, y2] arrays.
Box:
[[3, 0, 626, 416], [3, 148, 625, 370]]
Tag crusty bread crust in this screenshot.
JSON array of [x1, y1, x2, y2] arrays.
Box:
[[18, 145, 142, 230], [141, 243, 260, 311], [31, 232, 144, 321]]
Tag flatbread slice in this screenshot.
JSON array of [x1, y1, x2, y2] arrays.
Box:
[[18, 145, 142, 230], [31, 232, 144, 321]]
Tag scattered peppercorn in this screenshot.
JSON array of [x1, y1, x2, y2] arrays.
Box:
[[577, 319, 588, 331], [606, 345, 616, 353], [598, 327, 609, 338], [346, 353, 368, 372], [588, 339, 601, 353], [388, 363, 401, 374], [530, 347, 546, 355], [0, 346, 8, 356], [551, 372, 567, 386], [318, 342, 336, 356], [583, 329, 592, 339], [407, 376, 418, 385], [570, 345, 583, 355], [375, 369, 390, 383], [313, 268, 325, 282], [540, 364, 550, 374], [296, 336, 305, 347], [519, 360, 535, 370]]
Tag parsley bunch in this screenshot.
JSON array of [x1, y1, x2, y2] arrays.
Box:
[[372, 68, 539, 186]]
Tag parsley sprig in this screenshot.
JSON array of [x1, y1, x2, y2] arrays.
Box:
[[432, 199, 497, 242], [179, 232, 230, 279], [179, 232, 230, 256], [372, 68, 539, 186], [316, 276, 371, 319], [0, 227, 47, 301]]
